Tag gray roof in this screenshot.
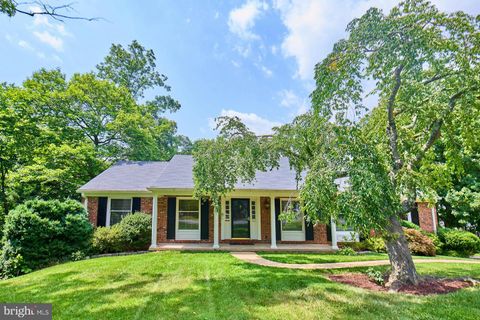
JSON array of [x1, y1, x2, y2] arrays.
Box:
[[78, 155, 303, 192], [78, 161, 168, 192], [153, 155, 301, 190]]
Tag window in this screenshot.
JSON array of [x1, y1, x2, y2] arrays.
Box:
[[178, 199, 200, 230], [251, 200, 256, 220], [225, 200, 230, 221], [110, 199, 132, 225], [280, 199, 303, 231], [336, 215, 354, 231]]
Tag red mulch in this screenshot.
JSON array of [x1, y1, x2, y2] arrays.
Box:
[[328, 273, 475, 295]]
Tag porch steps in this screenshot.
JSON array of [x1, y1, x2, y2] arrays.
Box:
[[228, 239, 255, 245]]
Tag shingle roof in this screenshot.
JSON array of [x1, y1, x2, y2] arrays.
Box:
[[78, 161, 168, 192], [78, 155, 304, 192], [152, 155, 302, 190]]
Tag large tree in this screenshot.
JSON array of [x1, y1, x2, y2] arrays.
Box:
[[307, 0, 479, 287]]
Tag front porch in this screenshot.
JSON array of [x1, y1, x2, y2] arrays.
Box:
[[151, 242, 335, 252]]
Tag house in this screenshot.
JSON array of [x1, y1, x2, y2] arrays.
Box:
[[78, 155, 438, 250]]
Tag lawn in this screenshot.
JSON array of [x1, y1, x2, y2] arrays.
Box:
[[0, 251, 479, 320], [258, 252, 471, 264]]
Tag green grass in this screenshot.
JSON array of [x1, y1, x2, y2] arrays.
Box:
[[0, 252, 480, 319], [258, 252, 473, 264]]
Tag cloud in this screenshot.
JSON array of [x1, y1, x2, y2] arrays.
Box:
[[259, 64, 273, 77], [209, 109, 282, 135], [278, 89, 309, 115], [33, 31, 63, 51], [273, 0, 480, 81], [18, 40, 33, 51], [228, 0, 268, 40]]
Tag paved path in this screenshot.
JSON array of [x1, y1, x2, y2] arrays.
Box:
[[231, 252, 480, 270]]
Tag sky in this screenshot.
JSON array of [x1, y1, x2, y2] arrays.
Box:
[[1, 0, 480, 140]]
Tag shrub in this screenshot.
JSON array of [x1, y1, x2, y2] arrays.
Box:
[[401, 220, 421, 230], [340, 241, 368, 251], [439, 229, 480, 257], [424, 232, 443, 254], [403, 228, 436, 256], [91, 212, 151, 254], [0, 199, 93, 278], [366, 267, 385, 286], [364, 237, 386, 253], [337, 247, 357, 256]]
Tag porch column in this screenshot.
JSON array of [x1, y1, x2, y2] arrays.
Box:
[[213, 205, 220, 249], [270, 196, 277, 249], [150, 194, 158, 249], [330, 217, 338, 250]]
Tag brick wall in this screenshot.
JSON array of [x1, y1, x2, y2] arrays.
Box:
[[86, 197, 98, 226], [313, 224, 328, 244], [157, 196, 168, 242], [141, 197, 153, 214], [417, 202, 437, 233], [260, 197, 271, 242], [208, 200, 215, 242]]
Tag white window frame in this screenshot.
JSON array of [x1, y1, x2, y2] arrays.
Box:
[[280, 198, 305, 241], [175, 197, 201, 240], [107, 197, 132, 226]]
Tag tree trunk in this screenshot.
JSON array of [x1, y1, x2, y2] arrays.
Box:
[[384, 214, 418, 290]]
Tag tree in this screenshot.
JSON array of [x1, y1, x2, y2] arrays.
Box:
[[308, 0, 479, 288], [192, 117, 276, 242], [1, 0, 97, 21]]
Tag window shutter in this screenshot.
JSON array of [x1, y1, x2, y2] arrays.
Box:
[[200, 198, 210, 240], [132, 197, 141, 213], [275, 198, 281, 241], [305, 219, 314, 241], [327, 221, 332, 242], [97, 197, 108, 227], [167, 197, 176, 240], [411, 205, 420, 226]]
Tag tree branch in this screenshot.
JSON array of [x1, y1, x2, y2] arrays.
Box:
[[13, 1, 100, 22], [412, 89, 470, 166], [386, 65, 404, 173]]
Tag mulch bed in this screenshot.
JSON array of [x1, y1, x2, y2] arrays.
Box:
[[328, 273, 476, 295]]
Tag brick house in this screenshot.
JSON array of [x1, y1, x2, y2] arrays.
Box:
[[78, 155, 437, 250]]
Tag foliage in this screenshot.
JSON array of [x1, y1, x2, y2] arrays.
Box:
[[438, 229, 480, 257], [401, 220, 421, 230], [364, 237, 386, 253], [403, 228, 436, 256], [0, 199, 93, 278], [366, 267, 385, 286], [92, 212, 151, 254], [336, 247, 357, 256], [193, 117, 277, 206]]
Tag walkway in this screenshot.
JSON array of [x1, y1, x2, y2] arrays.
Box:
[[231, 252, 480, 270]]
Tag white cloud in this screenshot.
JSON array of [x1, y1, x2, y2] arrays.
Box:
[[33, 31, 63, 51], [209, 109, 282, 135], [18, 40, 33, 51], [273, 0, 480, 81], [231, 60, 241, 68], [214, 11, 220, 19], [271, 45, 278, 55], [278, 89, 309, 115], [228, 0, 268, 40], [259, 64, 273, 77]]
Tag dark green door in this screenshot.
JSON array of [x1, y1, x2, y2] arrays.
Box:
[[231, 199, 250, 238]]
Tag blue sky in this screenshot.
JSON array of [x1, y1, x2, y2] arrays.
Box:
[[1, 0, 479, 140]]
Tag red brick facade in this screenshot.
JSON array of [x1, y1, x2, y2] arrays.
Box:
[[260, 197, 271, 242], [157, 196, 168, 242], [86, 197, 98, 226], [141, 197, 153, 214], [417, 202, 437, 233]]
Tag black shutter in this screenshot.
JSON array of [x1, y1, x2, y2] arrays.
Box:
[[200, 198, 210, 240], [132, 197, 141, 213], [275, 198, 281, 241], [327, 221, 332, 242], [97, 197, 108, 227], [167, 197, 176, 240], [411, 205, 420, 226], [305, 218, 314, 241]]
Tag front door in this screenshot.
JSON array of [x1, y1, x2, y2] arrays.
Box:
[[231, 198, 250, 238]]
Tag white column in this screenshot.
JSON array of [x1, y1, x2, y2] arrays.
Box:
[[270, 196, 277, 249], [213, 205, 220, 249], [150, 195, 158, 249], [431, 207, 437, 234], [330, 217, 338, 250]]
